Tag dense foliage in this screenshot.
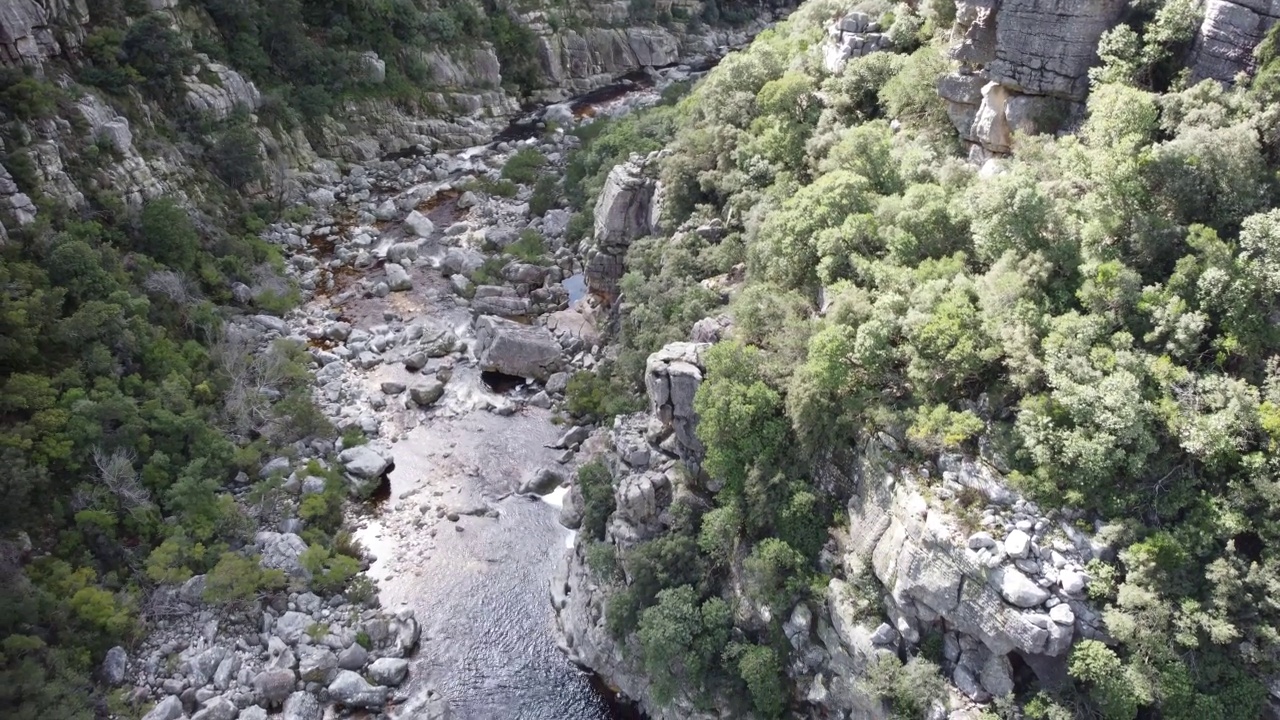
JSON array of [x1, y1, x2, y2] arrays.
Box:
[[566, 0, 1280, 716]]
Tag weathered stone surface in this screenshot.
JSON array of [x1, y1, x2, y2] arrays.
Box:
[[255, 531, 310, 578], [336, 643, 368, 671], [409, 380, 445, 407], [473, 316, 564, 381], [252, 668, 296, 705], [385, 262, 413, 291], [367, 657, 410, 686], [644, 342, 708, 467], [143, 695, 185, 720], [102, 645, 127, 685], [1190, 0, 1280, 83], [280, 691, 321, 720], [338, 445, 393, 479], [327, 669, 388, 708], [585, 153, 658, 299], [994, 567, 1051, 608], [985, 0, 1127, 100], [822, 12, 890, 73], [185, 57, 262, 119], [297, 645, 338, 684], [519, 466, 565, 495], [404, 210, 434, 238], [191, 696, 238, 720]]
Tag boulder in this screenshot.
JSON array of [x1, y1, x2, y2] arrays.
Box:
[[281, 691, 322, 720], [385, 263, 413, 292], [338, 445, 392, 480], [255, 531, 310, 578], [473, 316, 564, 381], [273, 611, 315, 644], [240, 708, 267, 720], [403, 210, 435, 238], [252, 668, 296, 706], [297, 646, 338, 684], [143, 695, 185, 720], [1060, 568, 1087, 595], [410, 380, 446, 407], [994, 567, 1051, 608], [519, 466, 565, 495], [381, 381, 406, 395], [367, 657, 410, 686], [327, 670, 388, 708], [101, 645, 127, 686], [191, 696, 238, 720], [1003, 529, 1031, 559], [337, 643, 368, 671]]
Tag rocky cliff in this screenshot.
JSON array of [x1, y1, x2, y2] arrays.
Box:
[[554, 337, 1113, 719]]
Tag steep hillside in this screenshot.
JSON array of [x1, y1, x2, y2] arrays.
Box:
[[552, 0, 1280, 718]]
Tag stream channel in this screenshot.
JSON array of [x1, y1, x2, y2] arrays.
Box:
[[334, 64, 709, 720]]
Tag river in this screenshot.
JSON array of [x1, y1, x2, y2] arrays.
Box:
[[332, 70, 696, 719]]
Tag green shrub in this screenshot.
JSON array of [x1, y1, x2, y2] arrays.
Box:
[[203, 552, 286, 605], [501, 148, 547, 184], [529, 174, 559, 217], [578, 459, 616, 541], [506, 229, 546, 263], [736, 644, 787, 718]]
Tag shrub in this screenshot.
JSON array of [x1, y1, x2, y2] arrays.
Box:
[[578, 459, 616, 541], [501, 147, 547, 184], [1069, 641, 1141, 720], [209, 120, 264, 190], [138, 199, 200, 271], [203, 552, 285, 605], [529, 174, 559, 217], [506, 229, 546, 263], [858, 654, 948, 718]]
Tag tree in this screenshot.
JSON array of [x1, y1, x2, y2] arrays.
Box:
[[138, 199, 201, 271], [694, 342, 790, 496], [736, 644, 786, 718], [122, 14, 194, 100], [636, 585, 731, 705], [1068, 640, 1141, 720], [742, 538, 808, 611]]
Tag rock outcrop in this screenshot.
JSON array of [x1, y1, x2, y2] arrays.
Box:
[[643, 341, 708, 467], [822, 12, 891, 73], [585, 152, 661, 299], [1189, 0, 1280, 83], [941, 0, 1126, 157]]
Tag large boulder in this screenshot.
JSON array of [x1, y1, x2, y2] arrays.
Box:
[[297, 645, 338, 684], [272, 610, 315, 644], [994, 567, 1051, 608], [338, 445, 394, 496], [327, 670, 388, 708], [252, 668, 297, 706], [367, 657, 410, 686], [404, 210, 435, 238], [473, 316, 564, 381], [386, 262, 413, 292], [255, 531, 310, 579], [191, 696, 238, 720], [101, 645, 127, 685]]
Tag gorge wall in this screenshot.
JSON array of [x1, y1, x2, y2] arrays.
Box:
[[0, 0, 789, 240]]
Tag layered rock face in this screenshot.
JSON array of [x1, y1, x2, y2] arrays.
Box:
[[822, 12, 891, 73], [1189, 0, 1280, 82], [939, 0, 1126, 157], [556, 340, 1109, 718], [0, 0, 87, 67]]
